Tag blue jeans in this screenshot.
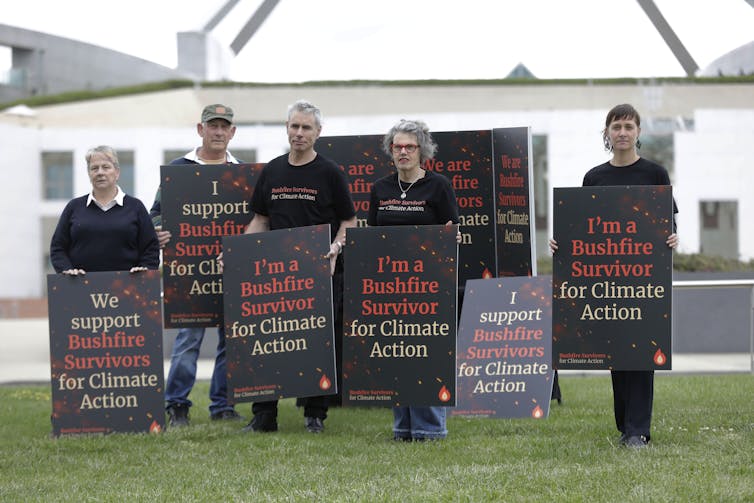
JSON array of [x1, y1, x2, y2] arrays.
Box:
[[393, 406, 447, 440], [165, 326, 233, 415]]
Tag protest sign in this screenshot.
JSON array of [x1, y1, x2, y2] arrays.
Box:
[[343, 225, 458, 406], [552, 186, 673, 370], [48, 270, 164, 436], [160, 163, 263, 327], [222, 224, 336, 402]]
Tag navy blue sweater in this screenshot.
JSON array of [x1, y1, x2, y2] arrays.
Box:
[[50, 194, 159, 272]]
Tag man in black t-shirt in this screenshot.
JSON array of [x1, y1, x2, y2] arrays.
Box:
[[242, 100, 357, 434]]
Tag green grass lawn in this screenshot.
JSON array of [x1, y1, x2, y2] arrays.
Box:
[[1, 374, 752, 502]]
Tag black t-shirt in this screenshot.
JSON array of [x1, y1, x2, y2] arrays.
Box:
[[583, 157, 670, 187], [251, 153, 356, 237], [368, 170, 459, 226], [583, 157, 678, 229]]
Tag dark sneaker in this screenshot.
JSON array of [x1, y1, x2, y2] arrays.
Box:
[[210, 409, 242, 421], [167, 404, 189, 428], [242, 412, 277, 433], [305, 416, 324, 433], [624, 435, 649, 448]]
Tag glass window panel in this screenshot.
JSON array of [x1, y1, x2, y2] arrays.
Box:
[[42, 151, 73, 200]]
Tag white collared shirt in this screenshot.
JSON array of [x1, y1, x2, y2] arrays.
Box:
[[87, 185, 125, 211], [183, 148, 240, 165]]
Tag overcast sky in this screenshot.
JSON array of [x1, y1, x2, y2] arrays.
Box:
[[3, 0, 753, 82]]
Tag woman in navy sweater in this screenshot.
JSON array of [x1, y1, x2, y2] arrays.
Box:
[[50, 145, 159, 275]]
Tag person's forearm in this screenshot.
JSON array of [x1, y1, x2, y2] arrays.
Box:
[[245, 213, 270, 234], [333, 216, 357, 246]]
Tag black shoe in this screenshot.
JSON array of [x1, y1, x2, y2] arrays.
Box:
[[624, 435, 649, 448], [167, 404, 189, 428], [210, 409, 242, 421], [242, 413, 278, 433], [305, 416, 324, 433]]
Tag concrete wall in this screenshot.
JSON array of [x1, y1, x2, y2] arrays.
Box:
[[0, 24, 188, 100]]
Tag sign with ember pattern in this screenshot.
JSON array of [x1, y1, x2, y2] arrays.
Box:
[[47, 271, 164, 436], [160, 163, 264, 328], [222, 225, 337, 402], [493, 127, 536, 277], [552, 186, 673, 370], [319, 128, 532, 285], [342, 225, 458, 407], [454, 276, 553, 419]]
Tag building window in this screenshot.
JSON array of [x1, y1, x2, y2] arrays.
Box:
[[232, 149, 257, 163], [701, 201, 720, 229], [117, 150, 135, 195], [42, 151, 73, 200], [163, 150, 187, 164], [41, 216, 59, 278], [532, 135, 548, 257], [699, 200, 738, 259], [640, 134, 674, 180]]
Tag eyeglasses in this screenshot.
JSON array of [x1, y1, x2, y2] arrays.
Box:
[[390, 143, 419, 154]]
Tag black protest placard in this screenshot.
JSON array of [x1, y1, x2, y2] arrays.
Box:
[[552, 186, 673, 370], [47, 271, 164, 436], [492, 127, 536, 277], [160, 163, 263, 328], [321, 131, 497, 286], [342, 225, 458, 407], [317, 134, 392, 228], [428, 130, 496, 285], [453, 276, 553, 419], [222, 224, 336, 402]]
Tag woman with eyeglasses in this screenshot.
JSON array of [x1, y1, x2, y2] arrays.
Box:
[[368, 119, 459, 441]]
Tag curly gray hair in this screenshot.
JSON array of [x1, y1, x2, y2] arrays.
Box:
[[382, 119, 437, 163]]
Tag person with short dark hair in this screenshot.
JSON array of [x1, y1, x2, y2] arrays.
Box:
[[550, 104, 679, 448]]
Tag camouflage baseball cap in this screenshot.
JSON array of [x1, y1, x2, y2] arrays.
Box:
[[201, 104, 234, 123]]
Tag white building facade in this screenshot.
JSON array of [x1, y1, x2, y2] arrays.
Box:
[[1, 81, 752, 298]]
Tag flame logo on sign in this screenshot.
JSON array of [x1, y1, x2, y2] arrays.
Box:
[[531, 405, 544, 419], [653, 348, 667, 366], [149, 421, 162, 434], [482, 268, 493, 279], [319, 374, 332, 390], [438, 385, 451, 402]]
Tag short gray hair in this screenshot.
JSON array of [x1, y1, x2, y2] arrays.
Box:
[[287, 99, 322, 128], [85, 145, 119, 168]]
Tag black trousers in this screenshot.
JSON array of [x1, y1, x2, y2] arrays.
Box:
[[611, 370, 654, 439], [252, 395, 329, 420], [251, 265, 344, 421]]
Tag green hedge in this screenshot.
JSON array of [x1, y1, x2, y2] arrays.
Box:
[[672, 253, 754, 272], [4, 75, 754, 110], [537, 253, 754, 275]]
